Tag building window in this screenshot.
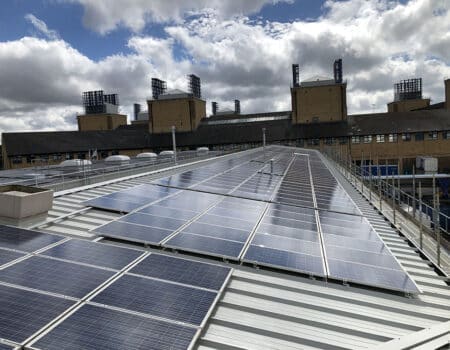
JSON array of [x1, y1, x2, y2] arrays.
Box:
[[402, 133, 411, 141], [427, 131, 437, 140], [307, 139, 320, 146], [363, 135, 372, 143], [443, 131, 450, 139], [324, 137, 335, 145], [52, 154, 62, 161], [351, 136, 360, 144], [100, 151, 109, 158], [339, 137, 347, 144], [376, 135, 385, 143], [12, 156, 22, 164], [388, 134, 398, 142], [312, 117, 319, 123], [77, 152, 86, 159]]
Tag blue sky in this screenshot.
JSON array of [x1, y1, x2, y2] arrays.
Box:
[[0, 0, 332, 60], [0, 0, 448, 132]]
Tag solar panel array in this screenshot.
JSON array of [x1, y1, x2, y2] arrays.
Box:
[[86, 146, 420, 294], [0, 225, 231, 350]]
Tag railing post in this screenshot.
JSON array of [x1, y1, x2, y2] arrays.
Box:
[[412, 165, 416, 218], [435, 187, 441, 266], [378, 166, 382, 212], [419, 181, 423, 250], [172, 125, 177, 165], [361, 151, 364, 193], [392, 171, 396, 225]]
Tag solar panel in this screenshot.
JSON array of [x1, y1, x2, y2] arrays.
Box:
[[0, 248, 25, 267], [181, 222, 250, 242], [0, 284, 75, 344], [40, 239, 144, 270], [0, 255, 115, 298], [130, 253, 231, 290], [83, 184, 179, 213], [327, 259, 420, 293], [0, 344, 14, 350], [93, 221, 173, 245], [319, 211, 420, 293], [0, 225, 64, 252], [137, 205, 198, 221], [92, 274, 217, 325], [244, 245, 326, 276], [121, 213, 187, 231], [31, 304, 196, 350], [164, 232, 244, 259]]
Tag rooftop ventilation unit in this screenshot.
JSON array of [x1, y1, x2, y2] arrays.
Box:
[[234, 100, 241, 114], [151, 78, 167, 100], [212, 102, 218, 116], [333, 59, 343, 84], [394, 78, 422, 101], [292, 64, 300, 87], [188, 74, 201, 99]]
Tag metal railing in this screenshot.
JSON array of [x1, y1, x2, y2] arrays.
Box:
[[324, 149, 449, 271]]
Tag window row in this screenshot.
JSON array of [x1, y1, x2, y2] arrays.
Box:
[[351, 131, 448, 144]]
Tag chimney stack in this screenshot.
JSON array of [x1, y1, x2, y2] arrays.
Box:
[[334, 58, 343, 84], [445, 79, 450, 110], [212, 102, 218, 116], [234, 100, 241, 114], [292, 64, 300, 87]]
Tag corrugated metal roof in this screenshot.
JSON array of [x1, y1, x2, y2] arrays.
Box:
[[26, 148, 450, 350]]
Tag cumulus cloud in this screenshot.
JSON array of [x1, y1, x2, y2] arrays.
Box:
[[25, 14, 60, 40], [67, 0, 293, 34], [1, 0, 450, 134]]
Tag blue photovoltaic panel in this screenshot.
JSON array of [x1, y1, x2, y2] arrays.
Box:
[[165, 232, 244, 258], [0, 284, 75, 344], [83, 184, 178, 213], [328, 259, 420, 293], [32, 304, 196, 350], [92, 274, 217, 325], [319, 210, 420, 293], [130, 253, 231, 290], [244, 245, 326, 276], [181, 222, 249, 242], [0, 248, 25, 266], [94, 221, 173, 245], [251, 234, 322, 256], [121, 213, 187, 231], [0, 225, 64, 252], [196, 214, 255, 231], [83, 197, 142, 213], [0, 344, 13, 350], [137, 205, 198, 221], [0, 256, 115, 298], [257, 223, 319, 242], [41, 239, 144, 270]]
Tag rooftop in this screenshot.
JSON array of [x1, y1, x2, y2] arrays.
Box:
[[0, 146, 448, 349]]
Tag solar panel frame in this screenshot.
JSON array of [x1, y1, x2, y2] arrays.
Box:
[[40, 239, 145, 270], [0, 255, 116, 299], [91, 274, 218, 326], [0, 284, 75, 344], [30, 304, 197, 350], [0, 248, 26, 267], [0, 225, 64, 253]]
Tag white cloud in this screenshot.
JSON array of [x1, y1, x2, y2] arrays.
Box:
[[1, 0, 450, 135], [68, 0, 292, 34], [24, 14, 60, 40]]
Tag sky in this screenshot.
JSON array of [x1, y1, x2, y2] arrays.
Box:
[[0, 0, 449, 133]]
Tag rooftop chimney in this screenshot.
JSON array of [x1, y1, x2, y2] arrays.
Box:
[[334, 59, 343, 84], [292, 64, 300, 87], [234, 100, 241, 114], [212, 102, 218, 116], [133, 103, 141, 120], [445, 79, 450, 110]]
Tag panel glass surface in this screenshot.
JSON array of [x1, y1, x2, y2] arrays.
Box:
[[32, 304, 196, 350], [0, 284, 75, 344], [92, 274, 217, 325], [165, 232, 244, 258], [0, 248, 25, 266], [93, 221, 173, 244], [0, 225, 64, 252], [130, 253, 231, 291], [0, 344, 13, 350], [0, 256, 115, 298], [41, 239, 144, 270]]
